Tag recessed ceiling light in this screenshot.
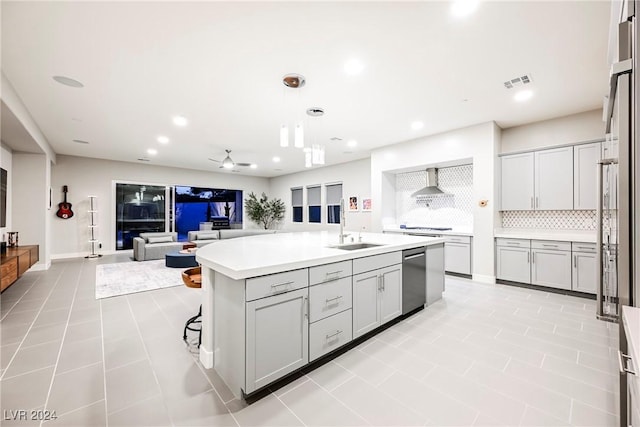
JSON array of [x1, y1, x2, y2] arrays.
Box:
[[72, 139, 89, 144], [344, 58, 365, 75], [347, 139, 358, 148], [157, 136, 169, 144], [272, 156, 281, 163], [147, 148, 158, 155], [451, 0, 479, 18], [514, 89, 534, 102], [52, 75, 84, 88], [172, 116, 188, 127], [411, 121, 424, 130], [250, 164, 258, 169]]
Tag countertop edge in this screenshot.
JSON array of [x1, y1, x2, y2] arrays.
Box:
[[197, 238, 445, 280]]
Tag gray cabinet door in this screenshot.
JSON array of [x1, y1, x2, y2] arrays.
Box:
[[535, 147, 574, 210], [379, 264, 402, 325], [501, 152, 535, 211], [572, 252, 597, 294], [245, 287, 308, 394], [531, 249, 572, 290], [353, 271, 380, 338], [574, 142, 601, 210], [496, 246, 531, 283], [444, 242, 471, 275]]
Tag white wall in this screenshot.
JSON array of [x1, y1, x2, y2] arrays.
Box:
[[0, 144, 12, 239], [501, 109, 604, 154], [51, 155, 269, 257], [371, 122, 500, 284], [12, 153, 50, 268], [268, 158, 371, 234]]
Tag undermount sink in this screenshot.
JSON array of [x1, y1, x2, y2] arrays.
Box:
[[331, 242, 385, 251]]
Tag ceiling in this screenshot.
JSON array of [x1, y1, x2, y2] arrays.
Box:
[[1, 1, 610, 177]]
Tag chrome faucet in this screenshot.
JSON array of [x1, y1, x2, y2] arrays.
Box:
[[339, 198, 350, 244]]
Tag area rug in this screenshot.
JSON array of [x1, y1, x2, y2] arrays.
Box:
[[95, 259, 183, 299]]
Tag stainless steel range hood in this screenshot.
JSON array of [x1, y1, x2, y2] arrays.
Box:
[[410, 168, 446, 197]]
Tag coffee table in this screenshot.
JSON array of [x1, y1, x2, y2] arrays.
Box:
[[165, 251, 198, 268]]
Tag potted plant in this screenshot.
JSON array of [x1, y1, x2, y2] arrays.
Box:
[[244, 192, 285, 229]]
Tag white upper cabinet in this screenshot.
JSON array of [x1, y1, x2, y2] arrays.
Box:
[[501, 152, 535, 211], [534, 147, 574, 210], [573, 142, 601, 210]]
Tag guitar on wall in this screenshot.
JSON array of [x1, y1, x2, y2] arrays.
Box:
[[56, 185, 74, 219]]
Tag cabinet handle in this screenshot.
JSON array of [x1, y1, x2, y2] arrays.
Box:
[[506, 241, 520, 245], [527, 252, 530, 264], [617, 351, 637, 375], [325, 295, 343, 304], [324, 270, 342, 281], [542, 244, 559, 248], [576, 246, 594, 251], [271, 281, 293, 290], [382, 275, 385, 291], [574, 255, 577, 268], [377, 275, 382, 292], [303, 296, 308, 319], [326, 330, 343, 340], [532, 252, 535, 263]]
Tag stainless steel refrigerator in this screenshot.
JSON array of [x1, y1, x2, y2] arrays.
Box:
[[600, 2, 640, 425]]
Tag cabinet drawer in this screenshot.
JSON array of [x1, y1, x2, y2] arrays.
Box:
[[309, 260, 352, 286], [444, 235, 471, 244], [531, 240, 571, 251], [353, 251, 401, 275], [309, 309, 352, 361], [495, 238, 530, 248], [571, 242, 597, 253], [1, 258, 18, 291], [245, 268, 308, 302], [309, 277, 352, 323]]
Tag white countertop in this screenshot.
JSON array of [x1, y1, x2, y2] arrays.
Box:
[[623, 306, 640, 369], [383, 226, 473, 237], [196, 231, 444, 280], [494, 228, 597, 243]]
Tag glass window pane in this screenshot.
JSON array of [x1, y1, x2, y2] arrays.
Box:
[[293, 206, 303, 222], [115, 183, 167, 250], [327, 205, 341, 224], [309, 206, 321, 223]]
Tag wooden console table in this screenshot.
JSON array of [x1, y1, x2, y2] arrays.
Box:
[[1, 245, 39, 292]]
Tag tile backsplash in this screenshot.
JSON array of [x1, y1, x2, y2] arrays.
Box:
[[501, 210, 597, 230], [395, 165, 473, 227]]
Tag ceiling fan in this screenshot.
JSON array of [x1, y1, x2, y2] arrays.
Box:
[[208, 150, 254, 170]]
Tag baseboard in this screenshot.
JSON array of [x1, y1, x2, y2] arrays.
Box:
[[51, 250, 120, 260], [200, 345, 214, 369], [30, 261, 51, 271], [472, 274, 496, 284]]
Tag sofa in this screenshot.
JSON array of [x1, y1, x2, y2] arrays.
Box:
[[187, 229, 277, 248], [133, 232, 183, 261]]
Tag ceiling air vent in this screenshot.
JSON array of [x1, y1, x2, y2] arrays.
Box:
[[504, 74, 533, 89]]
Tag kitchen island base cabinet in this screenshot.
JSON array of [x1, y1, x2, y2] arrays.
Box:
[[309, 309, 352, 361], [572, 243, 597, 293], [246, 288, 309, 394], [426, 243, 445, 305], [353, 263, 402, 339]]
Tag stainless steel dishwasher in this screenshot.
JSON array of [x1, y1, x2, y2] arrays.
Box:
[[402, 247, 426, 315]]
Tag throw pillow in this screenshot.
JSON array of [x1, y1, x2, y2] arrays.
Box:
[[197, 232, 219, 240], [147, 236, 173, 244]]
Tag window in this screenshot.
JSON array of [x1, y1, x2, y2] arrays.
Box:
[[326, 183, 342, 224], [307, 185, 321, 223], [291, 187, 303, 223]]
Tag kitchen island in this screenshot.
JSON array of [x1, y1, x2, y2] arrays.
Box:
[[196, 231, 444, 398]]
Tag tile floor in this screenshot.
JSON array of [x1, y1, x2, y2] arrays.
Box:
[[0, 255, 620, 426]]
